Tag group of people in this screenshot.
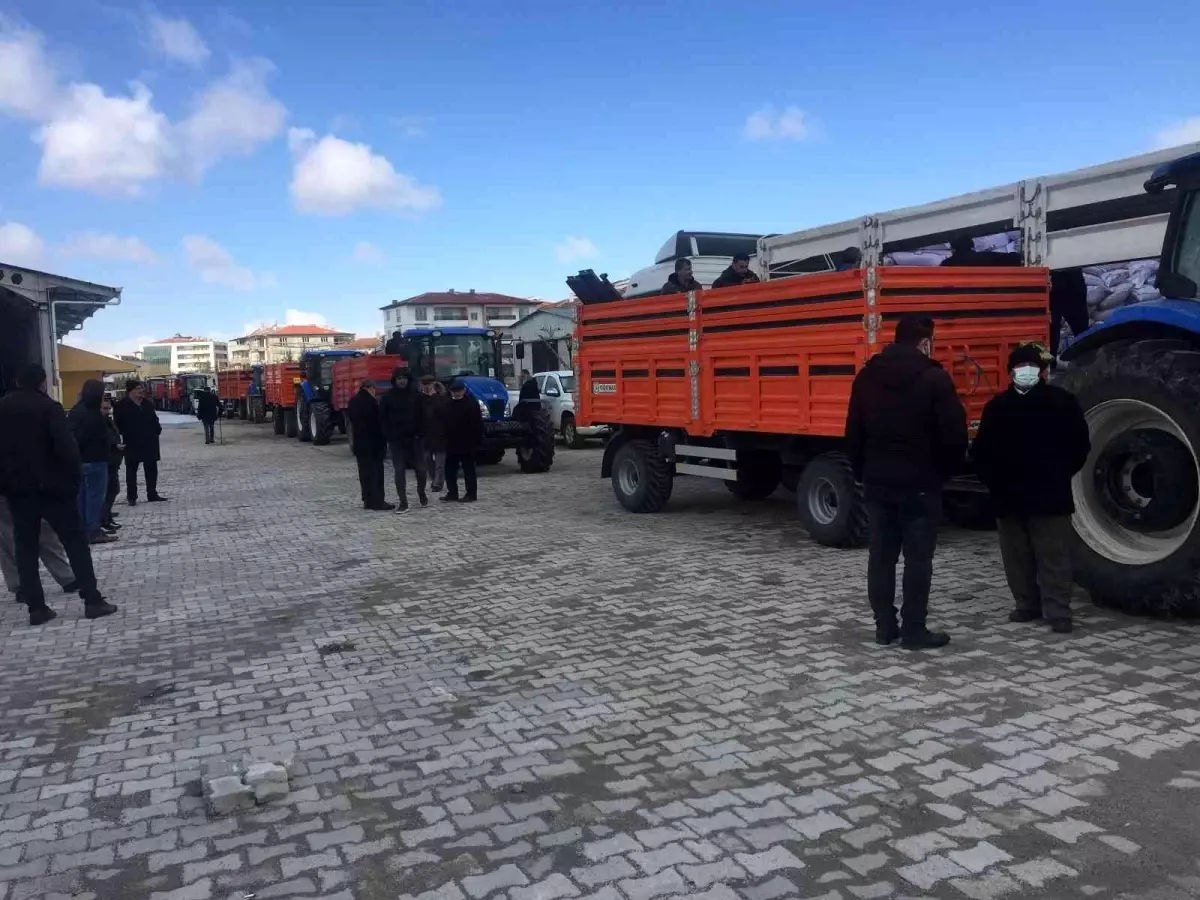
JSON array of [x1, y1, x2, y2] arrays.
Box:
[[662, 253, 761, 295], [346, 370, 485, 512], [846, 316, 1090, 648]]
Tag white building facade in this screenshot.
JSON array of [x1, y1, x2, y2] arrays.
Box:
[[380, 290, 540, 335], [139, 336, 229, 374], [229, 324, 355, 366]]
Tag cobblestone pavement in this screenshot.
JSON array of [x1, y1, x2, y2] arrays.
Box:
[[3, 420, 1200, 900]]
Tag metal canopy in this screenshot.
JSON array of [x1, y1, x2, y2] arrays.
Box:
[[0, 262, 122, 339]]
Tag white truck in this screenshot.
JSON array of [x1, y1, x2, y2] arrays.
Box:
[[509, 371, 609, 448]]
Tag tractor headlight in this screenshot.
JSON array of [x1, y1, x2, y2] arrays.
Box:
[[504, 401, 513, 419], [478, 399, 489, 419]]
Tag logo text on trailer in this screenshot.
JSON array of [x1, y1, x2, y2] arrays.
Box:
[[592, 382, 617, 394]]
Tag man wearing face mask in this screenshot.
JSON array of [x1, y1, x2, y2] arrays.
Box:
[[846, 316, 968, 649], [972, 344, 1090, 633]]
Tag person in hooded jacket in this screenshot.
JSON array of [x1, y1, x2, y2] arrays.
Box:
[[442, 380, 483, 503], [845, 315, 968, 649], [114, 380, 167, 505], [347, 379, 393, 511], [379, 368, 427, 512], [711, 253, 761, 290], [972, 343, 1090, 633], [68, 379, 116, 545], [195, 388, 221, 444], [421, 376, 450, 493], [661, 259, 703, 295]]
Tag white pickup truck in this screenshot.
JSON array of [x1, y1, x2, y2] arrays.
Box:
[[508, 371, 609, 448]]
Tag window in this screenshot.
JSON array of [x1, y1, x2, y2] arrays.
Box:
[[434, 306, 468, 320], [1175, 192, 1200, 294], [559, 375, 576, 392], [694, 234, 761, 257], [321, 336, 330, 343], [470, 311, 480, 322], [486, 307, 516, 321], [302, 336, 310, 344], [413, 306, 429, 321]]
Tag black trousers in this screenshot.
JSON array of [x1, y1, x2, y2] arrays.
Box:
[[996, 515, 1073, 622], [865, 489, 941, 635], [7, 491, 102, 610], [445, 453, 478, 500], [356, 453, 386, 508], [202, 420, 215, 443], [126, 459, 158, 502], [389, 439, 427, 507], [103, 463, 120, 523]]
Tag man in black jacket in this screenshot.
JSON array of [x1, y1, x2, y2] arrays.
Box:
[[68, 379, 116, 545], [661, 259, 703, 295], [195, 388, 220, 444], [846, 316, 968, 649], [442, 379, 483, 503], [972, 344, 1090, 633], [711, 253, 761, 290], [114, 380, 167, 505], [379, 368, 427, 512], [347, 379, 393, 511], [0, 364, 117, 625]]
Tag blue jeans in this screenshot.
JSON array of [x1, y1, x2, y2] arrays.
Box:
[[78, 462, 108, 538]]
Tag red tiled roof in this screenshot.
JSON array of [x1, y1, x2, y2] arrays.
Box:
[[238, 324, 351, 339], [382, 291, 538, 310], [149, 335, 210, 344], [345, 336, 381, 349]]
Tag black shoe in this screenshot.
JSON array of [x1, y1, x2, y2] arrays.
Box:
[[62, 581, 79, 594], [458, 496, 477, 504], [102, 519, 122, 530], [441, 494, 459, 503], [1009, 609, 1042, 623], [375, 502, 396, 512], [394, 504, 410, 515], [127, 498, 137, 507], [875, 626, 899, 646], [901, 630, 951, 650], [29, 606, 58, 626], [85, 601, 119, 620], [1050, 619, 1073, 634], [418, 492, 428, 507], [147, 495, 169, 503]]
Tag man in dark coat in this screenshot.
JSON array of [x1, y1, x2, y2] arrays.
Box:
[[0, 363, 117, 626], [972, 344, 1091, 633], [711, 253, 761, 290], [195, 388, 220, 444], [661, 259, 703, 294], [347, 379, 393, 511], [941, 235, 1022, 267], [68, 379, 116, 544], [379, 368, 427, 512], [845, 315, 968, 649], [114, 380, 167, 505], [101, 394, 122, 533], [420, 376, 449, 493], [442, 379, 483, 503]]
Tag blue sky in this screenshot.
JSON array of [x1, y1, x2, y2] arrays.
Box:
[[0, 0, 1197, 356]]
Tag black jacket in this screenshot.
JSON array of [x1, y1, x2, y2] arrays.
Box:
[[347, 389, 385, 457], [422, 390, 450, 451], [195, 390, 220, 423], [845, 344, 968, 493], [661, 273, 703, 294], [518, 378, 540, 403], [711, 266, 760, 290], [68, 379, 110, 464], [114, 396, 162, 462], [379, 381, 424, 443], [0, 386, 81, 497], [972, 383, 1090, 518], [444, 395, 484, 454], [105, 416, 123, 467]]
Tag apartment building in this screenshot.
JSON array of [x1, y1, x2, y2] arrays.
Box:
[[229, 323, 355, 365], [379, 289, 539, 335], [139, 335, 229, 374]]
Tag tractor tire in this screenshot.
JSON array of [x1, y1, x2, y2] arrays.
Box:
[[477, 447, 506, 466], [562, 414, 586, 449], [611, 439, 673, 513], [284, 407, 298, 438], [796, 452, 868, 547], [726, 450, 782, 501], [942, 491, 997, 530], [296, 398, 312, 442], [273, 408, 285, 435], [1055, 339, 1200, 616], [311, 401, 333, 446], [518, 408, 556, 473]]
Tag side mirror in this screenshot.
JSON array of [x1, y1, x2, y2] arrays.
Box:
[[515, 342, 525, 361], [1158, 270, 1198, 301]]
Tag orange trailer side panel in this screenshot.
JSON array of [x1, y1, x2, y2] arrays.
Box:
[[265, 363, 300, 408]]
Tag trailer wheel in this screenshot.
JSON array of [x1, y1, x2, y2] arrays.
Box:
[[562, 414, 586, 449], [942, 491, 996, 530], [796, 453, 867, 547], [1056, 340, 1200, 616], [296, 398, 312, 442], [518, 409, 556, 473], [284, 407, 298, 438], [726, 450, 782, 501], [311, 401, 333, 446], [611, 439, 672, 513], [273, 407, 285, 435]]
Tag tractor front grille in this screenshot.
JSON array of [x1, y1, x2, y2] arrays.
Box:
[[487, 399, 507, 420]]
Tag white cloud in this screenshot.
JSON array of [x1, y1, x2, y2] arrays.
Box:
[[555, 236, 599, 264], [1154, 117, 1200, 150], [183, 235, 270, 291], [744, 105, 811, 142], [177, 59, 286, 177], [352, 241, 386, 264], [61, 232, 157, 264], [0, 22, 286, 196], [284, 308, 329, 327], [287, 127, 441, 216], [63, 332, 156, 359], [146, 13, 210, 67], [0, 221, 44, 267], [393, 115, 425, 137]]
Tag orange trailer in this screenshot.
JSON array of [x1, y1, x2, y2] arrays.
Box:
[[217, 369, 253, 419], [265, 362, 301, 437], [576, 267, 1049, 545], [331, 354, 405, 413]]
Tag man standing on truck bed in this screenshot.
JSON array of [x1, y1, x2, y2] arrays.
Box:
[[379, 368, 428, 512], [661, 259, 703, 294], [845, 315, 968, 650], [711, 253, 761, 289], [0, 363, 118, 626], [347, 379, 393, 512]]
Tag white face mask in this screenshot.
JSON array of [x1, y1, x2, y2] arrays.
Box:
[[1012, 365, 1041, 390]]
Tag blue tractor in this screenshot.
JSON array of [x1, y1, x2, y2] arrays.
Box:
[[385, 327, 555, 472], [1056, 151, 1200, 614], [295, 348, 363, 445]]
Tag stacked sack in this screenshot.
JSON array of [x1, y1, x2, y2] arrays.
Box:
[[1083, 258, 1161, 325], [882, 230, 1021, 267]]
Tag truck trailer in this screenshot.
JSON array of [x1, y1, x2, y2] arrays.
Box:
[[265, 362, 301, 437], [574, 144, 1200, 616]]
